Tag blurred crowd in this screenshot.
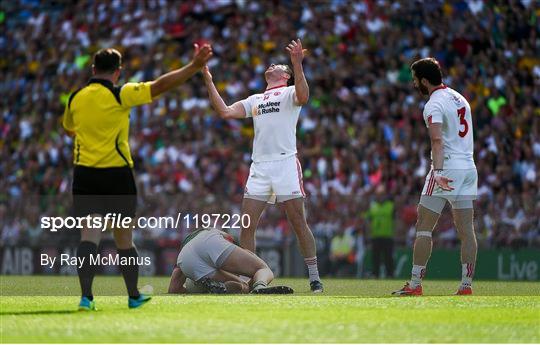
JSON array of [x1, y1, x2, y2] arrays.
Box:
[[1, 1, 539, 256]]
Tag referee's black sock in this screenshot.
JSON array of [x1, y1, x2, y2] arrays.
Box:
[[77, 241, 97, 300], [118, 247, 140, 299]]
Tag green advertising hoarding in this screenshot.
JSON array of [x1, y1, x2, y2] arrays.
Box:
[[364, 249, 539, 281]]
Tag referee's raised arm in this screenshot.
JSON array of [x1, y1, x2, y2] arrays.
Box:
[[62, 43, 212, 312]]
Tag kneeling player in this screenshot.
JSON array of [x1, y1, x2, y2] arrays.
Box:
[[168, 228, 293, 294]]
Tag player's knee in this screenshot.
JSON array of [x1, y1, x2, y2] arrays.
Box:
[[453, 217, 475, 241], [416, 205, 439, 231], [458, 227, 476, 242], [286, 206, 308, 229], [240, 226, 256, 236], [455, 227, 464, 241], [253, 259, 272, 278], [114, 230, 133, 249], [415, 213, 431, 232], [255, 258, 270, 271], [290, 217, 308, 232], [266, 268, 274, 281], [415, 210, 423, 229]]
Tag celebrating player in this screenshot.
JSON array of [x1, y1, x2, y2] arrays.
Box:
[[202, 39, 323, 293], [168, 228, 293, 294], [63, 44, 212, 310], [393, 58, 478, 296]]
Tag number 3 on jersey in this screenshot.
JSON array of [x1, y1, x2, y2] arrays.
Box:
[[457, 107, 468, 137]]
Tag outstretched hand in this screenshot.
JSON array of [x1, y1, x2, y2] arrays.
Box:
[[435, 175, 454, 191], [192, 43, 213, 69], [286, 39, 307, 66]]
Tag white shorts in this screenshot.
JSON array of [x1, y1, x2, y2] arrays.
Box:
[[420, 168, 478, 213], [244, 155, 306, 203], [177, 229, 236, 282]]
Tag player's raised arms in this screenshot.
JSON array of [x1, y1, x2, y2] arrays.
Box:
[[286, 38, 309, 106], [202, 66, 246, 119]]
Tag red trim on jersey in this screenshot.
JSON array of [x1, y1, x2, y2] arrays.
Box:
[[265, 84, 287, 92], [295, 158, 306, 197], [429, 84, 447, 97]]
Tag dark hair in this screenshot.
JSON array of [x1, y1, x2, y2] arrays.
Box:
[[410, 58, 443, 85], [93, 48, 122, 74], [282, 64, 294, 86]]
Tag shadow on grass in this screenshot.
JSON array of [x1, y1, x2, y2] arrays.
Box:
[[0, 310, 78, 316]]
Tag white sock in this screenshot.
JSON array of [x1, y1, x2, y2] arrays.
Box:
[[304, 256, 320, 282], [410, 265, 426, 288], [461, 263, 474, 287], [252, 280, 267, 290]]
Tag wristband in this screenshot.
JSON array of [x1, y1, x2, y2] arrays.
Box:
[[434, 169, 443, 177]]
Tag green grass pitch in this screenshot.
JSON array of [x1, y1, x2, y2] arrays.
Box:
[[1, 276, 539, 343]]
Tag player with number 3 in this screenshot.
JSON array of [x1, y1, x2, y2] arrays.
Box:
[[393, 58, 478, 296]]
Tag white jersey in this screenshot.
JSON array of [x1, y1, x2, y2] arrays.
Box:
[[240, 85, 301, 162], [423, 85, 475, 169]]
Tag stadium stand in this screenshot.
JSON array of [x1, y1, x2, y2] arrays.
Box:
[[1, 1, 538, 262]]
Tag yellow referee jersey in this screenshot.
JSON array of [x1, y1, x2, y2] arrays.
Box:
[[63, 78, 153, 168]]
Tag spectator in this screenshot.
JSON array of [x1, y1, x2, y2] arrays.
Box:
[[0, 1, 538, 266], [365, 185, 395, 278], [329, 227, 355, 277], [352, 218, 367, 278]]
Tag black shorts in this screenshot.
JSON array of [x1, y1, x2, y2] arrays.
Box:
[[72, 165, 137, 218]]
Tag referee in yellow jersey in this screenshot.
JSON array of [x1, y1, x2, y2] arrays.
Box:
[[63, 44, 212, 310]]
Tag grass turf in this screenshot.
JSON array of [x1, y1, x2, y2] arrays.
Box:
[[1, 276, 539, 343]]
